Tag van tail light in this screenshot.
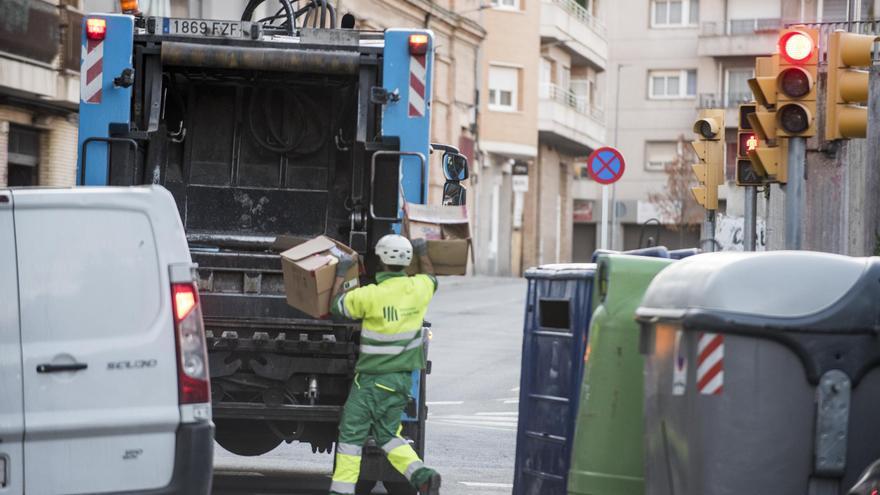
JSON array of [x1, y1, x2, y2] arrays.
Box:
[[171, 283, 209, 404]]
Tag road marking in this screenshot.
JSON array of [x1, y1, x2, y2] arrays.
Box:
[[503, 399, 519, 404], [460, 482, 514, 489], [426, 401, 465, 405], [431, 413, 518, 432], [510, 386, 520, 392]]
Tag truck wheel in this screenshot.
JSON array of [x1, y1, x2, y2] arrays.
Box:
[[383, 481, 417, 495], [214, 419, 282, 456], [355, 480, 377, 494]]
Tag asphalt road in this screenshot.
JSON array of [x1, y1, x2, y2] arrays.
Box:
[[213, 275, 528, 495]]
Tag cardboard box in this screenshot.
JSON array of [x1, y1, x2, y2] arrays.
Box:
[[404, 203, 471, 276], [279, 236, 359, 318]]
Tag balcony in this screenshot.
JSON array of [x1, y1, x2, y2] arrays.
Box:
[[0, 2, 81, 109], [540, 0, 607, 70], [538, 83, 605, 155], [698, 93, 754, 128], [698, 18, 781, 58]]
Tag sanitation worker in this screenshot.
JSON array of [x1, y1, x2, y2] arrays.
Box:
[[328, 234, 441, 495]]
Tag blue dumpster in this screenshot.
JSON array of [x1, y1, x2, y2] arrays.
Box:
[[513, 264, 596, 495]]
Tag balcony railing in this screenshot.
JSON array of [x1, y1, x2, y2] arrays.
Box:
[[698, 92, 753, 109], [700, 18, 782, 36], [541, 83, 605, 122], [546, 0, 607, 38]]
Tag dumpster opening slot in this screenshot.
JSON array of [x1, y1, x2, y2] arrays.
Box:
[[539, 299, 570, 329]]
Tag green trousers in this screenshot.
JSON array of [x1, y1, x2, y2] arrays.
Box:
[[329, 371, 436, 495]]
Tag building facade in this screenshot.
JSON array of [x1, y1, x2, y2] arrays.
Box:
[[598, 0, 878, 255], [473, 0, 606, 275], [1, 0, 82, 188]]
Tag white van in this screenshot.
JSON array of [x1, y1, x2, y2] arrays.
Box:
[[0, 186, 213, 495]]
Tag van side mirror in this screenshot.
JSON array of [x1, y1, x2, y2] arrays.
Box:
[[443, 180, 466, 206], [442, 152, 469, 181]]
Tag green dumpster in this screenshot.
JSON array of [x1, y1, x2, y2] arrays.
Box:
[[567, 254, 674, 495]]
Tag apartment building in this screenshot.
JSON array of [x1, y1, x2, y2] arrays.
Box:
[[1, 0, 82, 188], [473, 0, 606, 275], [598, 0, 877, 255]]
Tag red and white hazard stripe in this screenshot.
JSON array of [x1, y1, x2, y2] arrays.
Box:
[[697, 332, 724, 395], [81, 37, 104, 104], [408, 54, 426, 118]]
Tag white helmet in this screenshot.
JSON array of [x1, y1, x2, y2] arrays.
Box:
[[376, 234, 413, 267]]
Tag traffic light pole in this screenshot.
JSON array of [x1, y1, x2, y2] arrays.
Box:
[[744, 186, 758, 251], [703, 210, 717, 252], [784, 137, 806, 250]]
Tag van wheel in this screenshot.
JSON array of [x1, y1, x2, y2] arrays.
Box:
[[214, 419, 282, 456]]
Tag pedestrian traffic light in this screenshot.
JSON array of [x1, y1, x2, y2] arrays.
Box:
[[690, 109, 724, 210], [775, 27, 819, 137], [826, 30, 878, 140], [736, 104, 763, 186]]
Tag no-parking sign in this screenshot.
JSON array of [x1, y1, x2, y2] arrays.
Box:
[[587, 147, 626, 185]]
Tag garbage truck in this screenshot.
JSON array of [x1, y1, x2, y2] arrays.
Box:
[[76, 1, 469, 492]]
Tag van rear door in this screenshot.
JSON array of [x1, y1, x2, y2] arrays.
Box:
[[0, 190, 23, 495], [13, 188, 180, 494]]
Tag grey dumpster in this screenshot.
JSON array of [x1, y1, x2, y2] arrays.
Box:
[[635, 251, 880, 495]]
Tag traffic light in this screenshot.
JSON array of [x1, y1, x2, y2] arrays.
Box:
[[746, 56, 788, 184], [690, 109, 724, 210], [737, 104, 763, 186], [748, 56, 779, 144], [775, 27, 819, 137], [826, 30, 878, 140]]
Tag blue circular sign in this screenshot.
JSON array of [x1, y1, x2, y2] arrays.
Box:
[[587, 147, 626, 185]]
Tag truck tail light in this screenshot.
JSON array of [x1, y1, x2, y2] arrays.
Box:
[[86, 18, 107, 41], [171, 283, 210, 404], [409, 34, 428, 55]]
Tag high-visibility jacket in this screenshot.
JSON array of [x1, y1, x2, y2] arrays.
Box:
[[332, 271, 437, 374]]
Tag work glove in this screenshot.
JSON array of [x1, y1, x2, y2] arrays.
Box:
[[412, 238, 428, 256], [331, 247, 355, 277]]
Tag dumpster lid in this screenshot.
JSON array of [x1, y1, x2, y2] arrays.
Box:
[[635, 251, 874, 320], [525, 263, 596, 279]]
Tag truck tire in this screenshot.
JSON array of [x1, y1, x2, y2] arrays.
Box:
[[214, 419, 282, 456]]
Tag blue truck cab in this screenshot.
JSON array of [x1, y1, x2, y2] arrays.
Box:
[[76, 5, 463, 492]]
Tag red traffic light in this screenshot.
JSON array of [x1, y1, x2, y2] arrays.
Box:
[[780, 30, 814, 64], [738, 132, 758, 158], [86, 18, 107, 41]]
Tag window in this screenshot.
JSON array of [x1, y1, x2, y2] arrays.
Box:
[[7, 125, 40, 187], [491, 0, 519, 10], [645, 141, 678, 171], [725, 68, 754, 107], [488, 65, 519, 112], [652, 0, 698, 27], [648, 70, 696, 99]]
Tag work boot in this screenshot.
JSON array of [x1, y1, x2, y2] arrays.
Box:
[[417, 472, 441, 495]]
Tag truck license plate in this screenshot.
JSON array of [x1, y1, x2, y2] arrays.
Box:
[[158, 18, 250, 39]]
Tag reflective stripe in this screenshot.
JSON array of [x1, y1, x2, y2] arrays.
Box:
[[405, 460, 426, 480], [338, 294, 352, 319], [337, 443, 362, 456], [362, 328, 420, 342], [381, 436, 409, 453], [329, 480, 356, 494], [362, 338, 424, 356]]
